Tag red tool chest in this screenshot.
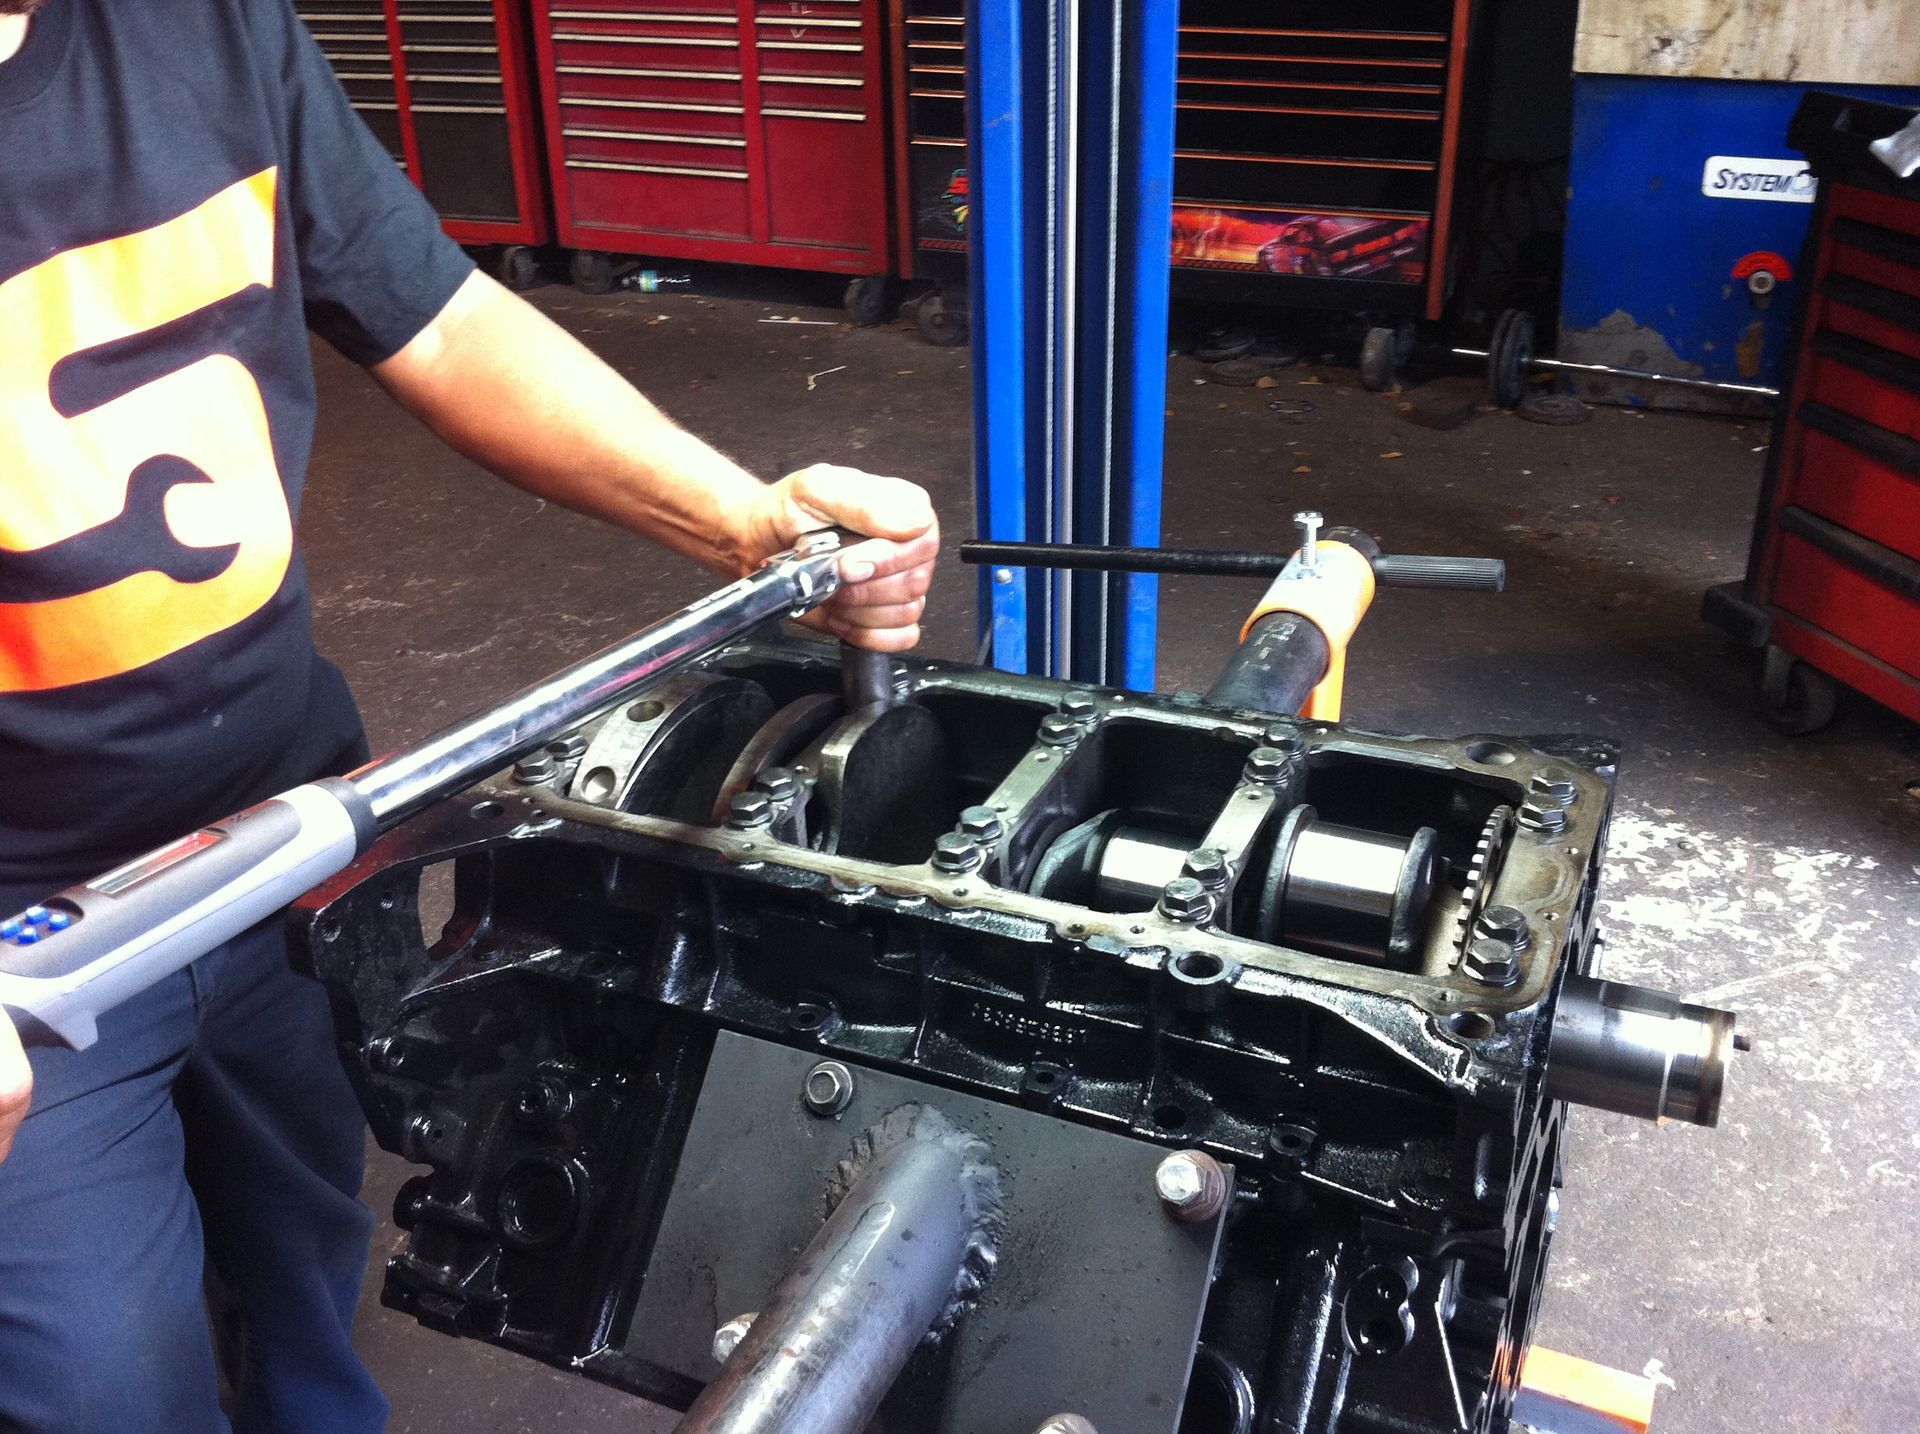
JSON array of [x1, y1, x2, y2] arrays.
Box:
[[887, 0, 1490, 364], [1706, 93, 1920, 734], [528, 0, 895, 301], [296, 1, 552, 277]]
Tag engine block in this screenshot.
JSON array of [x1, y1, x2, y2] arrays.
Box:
[[292, 638, 1733, 1434]]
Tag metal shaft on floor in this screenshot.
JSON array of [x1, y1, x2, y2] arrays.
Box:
[[675, 1120, 991, 1434], [1450, 346, 1782, 400]]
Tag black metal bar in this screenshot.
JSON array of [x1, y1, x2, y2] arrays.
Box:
[[961, 540, 1505, 591], [961, 540, 1287, 578]]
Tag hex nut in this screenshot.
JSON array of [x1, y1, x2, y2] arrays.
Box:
[[1038, 713, 1083, 747], [1058, 690, 1100, 722], [1529, 766, 1578, 807], [932, 831, 983, 872], [752, 766, 799, 802], [1263, 725, 1308, 754], [1154, 1150, 1229, 1222], [1182, 847, 1229, 890], [801, 1060, 854, 1116], [546, 733, 590, 761], [512, 750, 558, 785], [1158, 876, 1214, 923], [1474, 904, 1532, 951], [727, 790, 775, 829], [1516, 799, 1569, 834], [1244, 746, 1290, 784], [958, 804, 1005, 841], [712, 1312, 757, 1364], [1463, 935, 1521, 986]]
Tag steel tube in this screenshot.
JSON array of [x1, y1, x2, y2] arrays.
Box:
[[1450, 347, 1781, 399], [1206, 612, 1331, 715], [675, 1126, 983, 1434], [1548, 974, 1738, 1126], [839, 642, 896, 712], [353, 540, 843, 826]]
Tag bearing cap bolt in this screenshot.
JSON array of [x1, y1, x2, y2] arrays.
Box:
[[1529, 766, 1578, 808], [1158, 876, 1213, 923], [932, 831, 983, 872], [958, 804, 1005, 842], [1244, 746, 1290, 785], [711, 1311, 758, 1364], [1517, 799, 1569, 835], [801, 1060, 854, 1116], [1262, 727, 1308, 756], [1153, 1150, 1229, 1223], [1182, 847, 1230, 891], [1474, 904, 1532, 951], [1038, 713, 1083, 747], [752, 766, 799, 802], [546, 733, 590, 761], [512, 750, 558, 785], [1463, 935, 1522, 987], [727, 790, 775, 829], [1058, 690, 1100, 723]]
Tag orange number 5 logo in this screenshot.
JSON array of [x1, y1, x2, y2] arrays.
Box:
[[0, 168, 293, 693]]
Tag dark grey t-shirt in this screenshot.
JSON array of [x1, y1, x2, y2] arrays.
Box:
[[0, 0, 473, 896]]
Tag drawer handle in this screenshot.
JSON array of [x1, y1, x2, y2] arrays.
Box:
[[552, 31, 739, 46], [761, 106, 865, 120], [565, 158, 749, 179], [563, 125, 746, 145], [560, 95, 746, 114]]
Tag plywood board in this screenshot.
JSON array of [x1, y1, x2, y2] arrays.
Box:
[[1576, 0, 1920, 85]]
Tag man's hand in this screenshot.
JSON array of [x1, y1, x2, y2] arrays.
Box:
[[733, 465, 939, 652], [0, 1011, 30, 1165], [373, 274, 942, 652]]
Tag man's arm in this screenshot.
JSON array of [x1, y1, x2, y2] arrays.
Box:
[[0, 1015, 27, 1164], [370, 273, 940, 651]]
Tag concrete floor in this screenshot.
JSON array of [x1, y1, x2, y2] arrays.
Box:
[[303, 271, 1920, 1434]]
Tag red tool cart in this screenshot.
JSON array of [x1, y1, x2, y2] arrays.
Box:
[[528, 0, 896, 318], [294, 1, 552, 287], [888, 0, 1492, 369], [1705, 92, 1920, 734]]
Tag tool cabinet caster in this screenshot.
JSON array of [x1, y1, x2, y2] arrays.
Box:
[[570, 249, 616, 295], [496, 245, 538, 291], [844, 274, 893, 326], [1759, 644, 1839, 735], [908, 291, 968, 347], [1359, 321, 1415, 392], [1488, 307, 1536, 408]]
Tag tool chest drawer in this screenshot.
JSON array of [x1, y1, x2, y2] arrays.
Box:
[[534, 0, 892, 273], [296, 0, 550, 246]]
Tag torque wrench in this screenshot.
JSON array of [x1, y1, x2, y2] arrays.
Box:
[[0, 533, 848, 1048]]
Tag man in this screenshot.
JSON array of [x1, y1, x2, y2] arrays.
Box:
[[0, 0, 939, 1428]]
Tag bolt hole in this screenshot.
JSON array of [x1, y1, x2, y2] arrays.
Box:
[[1448, 1011, 1496, 1039], [1152, 1102, 1188, 1132], [377, 892, 396, 912], [580, 767, 617, 803], [1172, 951, 1226, 982], [1129, 925, 1146, 936], [470, 800, 502, 819], [318, 918, 341, 943], [628, 699, 664, 722], [1029, 1066, 1064, 1090], [790, 1003, 830, 1033], [1464, 741, 1517, 766]]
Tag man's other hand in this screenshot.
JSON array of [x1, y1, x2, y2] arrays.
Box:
[[738, 466, 940, 652], [0, 1011, 30, 1164]]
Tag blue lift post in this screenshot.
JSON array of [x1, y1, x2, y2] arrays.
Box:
[[966, 0, 1179, 689]]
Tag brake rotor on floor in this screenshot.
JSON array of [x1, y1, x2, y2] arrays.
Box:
[[1210, 357, 1271, 386], [1516, 392, 1594, 426]]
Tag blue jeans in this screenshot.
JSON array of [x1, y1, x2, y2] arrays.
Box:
[[0, 918, 387, 1433]]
